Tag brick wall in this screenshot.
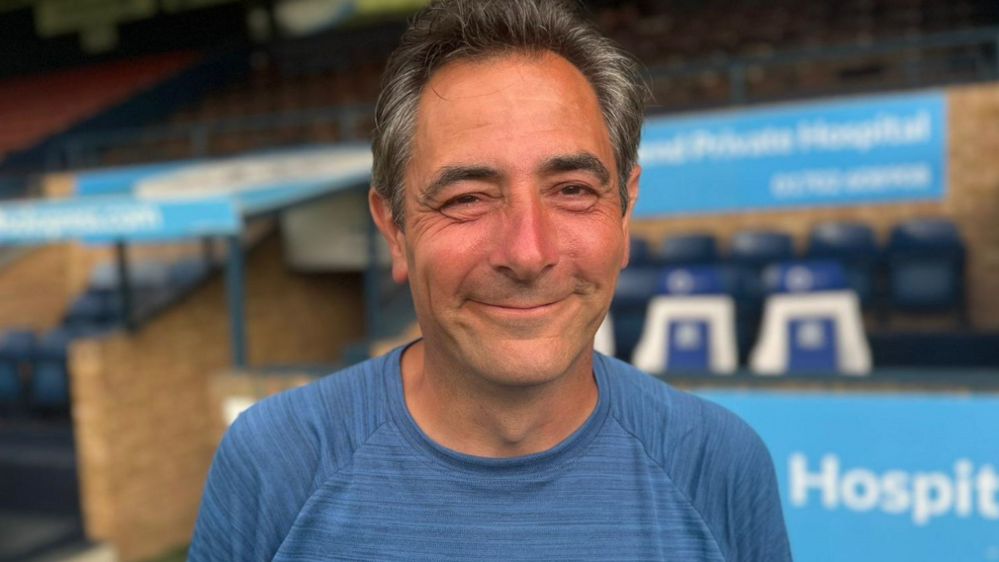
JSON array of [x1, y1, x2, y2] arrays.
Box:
[[631, 82, 999, 329], [70, 232, 364, 561], [0, 245, 79, 332]]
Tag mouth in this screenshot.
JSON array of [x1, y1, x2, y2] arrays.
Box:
[[469, 298, 566, 317]]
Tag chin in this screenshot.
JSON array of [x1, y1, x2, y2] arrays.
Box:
[[460, 337, 591, 388]]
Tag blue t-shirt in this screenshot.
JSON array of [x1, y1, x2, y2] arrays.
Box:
[[190, 347, 792, 561]]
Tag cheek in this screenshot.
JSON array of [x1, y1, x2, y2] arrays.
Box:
[[407, 224, 490, 291], [562, 216, 627, 274]]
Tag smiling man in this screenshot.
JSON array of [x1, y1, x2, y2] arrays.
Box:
[[190, 1, 792, 561]]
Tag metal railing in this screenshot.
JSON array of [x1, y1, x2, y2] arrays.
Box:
[[49, 103, 374, 170], [645, 26, 999, 110], [48, 26, 999, 170]]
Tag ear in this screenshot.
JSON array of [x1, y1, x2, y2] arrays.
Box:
[[369, 188, 409, 284], [620, 165, 641, 269]]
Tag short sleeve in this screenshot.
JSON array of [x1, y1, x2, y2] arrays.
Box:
[[188, 394, 325, 562]]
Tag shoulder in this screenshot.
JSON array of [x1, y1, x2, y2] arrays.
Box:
[[596, 354, 792, 562], [597, 353, 767, 467], [189, 351, 398, 562], [232, 352, 393, 465]]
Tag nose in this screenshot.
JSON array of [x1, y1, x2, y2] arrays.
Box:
[[489, 191, 560, 282]]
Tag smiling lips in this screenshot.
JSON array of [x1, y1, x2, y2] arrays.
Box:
[[482, 301, 559, 311], [469, 298, 570, 321]]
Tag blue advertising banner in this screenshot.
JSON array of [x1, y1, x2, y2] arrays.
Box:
[[0, 196, 240, 243], [636, 91, 947, 217], [696, 391, 999, 562], [7, 145, 374, 245]]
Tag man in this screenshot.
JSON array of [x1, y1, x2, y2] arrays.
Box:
[[190, 1, 792, 560]]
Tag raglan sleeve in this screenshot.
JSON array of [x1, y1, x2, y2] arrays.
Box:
[[188, 413, 274, 562], [188, 398, 319, 562], [726, 424, 794, 562], [667, 391, 794, 562]]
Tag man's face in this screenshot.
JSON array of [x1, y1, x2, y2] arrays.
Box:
[[372, 52, 639, 387]]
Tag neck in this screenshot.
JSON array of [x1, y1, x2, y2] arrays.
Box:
[[400, 340, 599, 458]]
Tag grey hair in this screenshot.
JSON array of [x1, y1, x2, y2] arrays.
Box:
[[371, 0, 651, 227]]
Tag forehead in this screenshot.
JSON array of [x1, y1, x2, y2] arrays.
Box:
[[407, 52, 615, 186]]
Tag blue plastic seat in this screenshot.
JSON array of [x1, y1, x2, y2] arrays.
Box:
[[885, 218, 966, 321], [0, 330, 38, 412], [751, 260, 870, 376], [64, 289, 124, 330], [169, 258, 210, 287], [629, 237, 653, 267], [610, 265, 660, 362], [31, 330, 72, 411], [729, 230, 796, 359], [632, 265, 738, 374], [89, 260, 170, 291], [762, 259, 849, 294], [731, 230, 796, 265], [0, 358, 21, 408], [807, 221, 880, 308], [656, 233, 719, 266]]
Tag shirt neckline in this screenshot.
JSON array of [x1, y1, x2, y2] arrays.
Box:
[[383, 342, 612, 477]]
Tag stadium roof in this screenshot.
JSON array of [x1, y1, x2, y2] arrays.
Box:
[[0, 144, 372, 244]]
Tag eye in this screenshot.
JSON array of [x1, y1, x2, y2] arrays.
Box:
[[560, 184, 590, 196], [554, 183, 599, 211], [438, 192, 492, 221], [443, 194, 481, 207]]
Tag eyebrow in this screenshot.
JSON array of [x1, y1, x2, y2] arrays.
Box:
[[539, 153, 611, 186], [421, 165, 502, 204]]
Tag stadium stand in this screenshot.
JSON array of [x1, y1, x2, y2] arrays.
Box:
[[598, 0, 999, 107], [26, 0, 998, 171], [60, 256, 217, 337], [0, 52, 199, 166], [623, 217, 984, 372]]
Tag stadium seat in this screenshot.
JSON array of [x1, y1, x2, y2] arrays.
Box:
[[0, 330, 38, 413], [885, 218, 966, 322], [63, 290, 124, 332], [629, 237, 653, 266], [750, 261, 870, 375], [168, 258, 211, 287], [656, 233, 719, 265], [807, 221, 881, 308], [610, 265, 660, 362], [30, 330, 72, 412], [731, 229, 796, 269], [89, 260, 171, 291], [632, 266, 737, 374], [729, 230, 796, 358]]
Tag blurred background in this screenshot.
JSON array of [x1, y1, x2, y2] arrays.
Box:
[[0, 0, 997, 560]]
